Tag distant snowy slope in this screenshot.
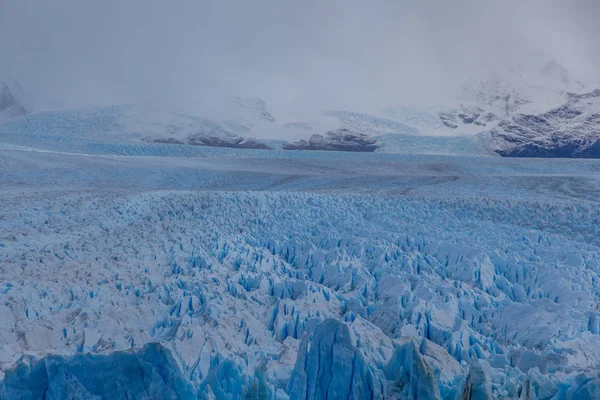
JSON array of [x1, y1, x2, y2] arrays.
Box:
[[326, 110, 419, 136], [381, 106, 448, 135], [3, 59, 597, 158]]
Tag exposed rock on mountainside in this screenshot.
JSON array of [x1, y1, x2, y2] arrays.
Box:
[[438, 76, 533, 134], [234, 97, 276, 123], [436, 60, 587, 136], [147, 131, 271, 149], [283, 128, 378, 152], [483, 89, 600, 158], [439, 106, 500, 130], [187, 131, 271, 149]]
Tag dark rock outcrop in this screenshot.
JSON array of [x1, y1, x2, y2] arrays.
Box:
[[284, 128, 378, 152], [146, 137, 185, 145], [187, 133, 271, 149]]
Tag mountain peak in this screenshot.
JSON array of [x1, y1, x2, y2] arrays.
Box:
[[233, 97, 276, 123], [0, 82, 17, 111], [539, 60, 570, 85], [0, 80, 26, 119]]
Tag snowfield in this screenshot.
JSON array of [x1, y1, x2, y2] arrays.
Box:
[[1, 146, 600, 399]]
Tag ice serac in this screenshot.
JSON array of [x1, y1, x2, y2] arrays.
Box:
[[385, 339, 442, 400], [283, 128, 378, 152], [1, 153, 600, 398], [0, 343, 196, 400], [483, 88, 600, 158], [461, 359, 493, 400], [287, 319, 383, 400]]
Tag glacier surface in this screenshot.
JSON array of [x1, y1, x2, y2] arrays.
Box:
[[0, 143, 600, 399]]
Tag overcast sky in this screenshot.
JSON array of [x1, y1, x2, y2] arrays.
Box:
[[1, 0, 598, 115]]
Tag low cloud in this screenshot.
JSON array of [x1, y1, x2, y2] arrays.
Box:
[[1, 0, 598, 117]]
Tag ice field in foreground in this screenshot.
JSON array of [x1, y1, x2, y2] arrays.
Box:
[[1, 146, 600, 399]]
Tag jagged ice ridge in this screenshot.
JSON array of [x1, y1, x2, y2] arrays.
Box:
[[1, 178, 600, 398]]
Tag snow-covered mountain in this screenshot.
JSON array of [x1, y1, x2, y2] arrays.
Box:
[[481, 89, 600, 157], [450, 59, 600, 158], [306, 61, 600, 159], [1, 58, 597, 157], [380, 59, 600, 158], [436, 61, 590, 135]]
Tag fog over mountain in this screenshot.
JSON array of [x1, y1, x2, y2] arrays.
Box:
[[1, 0, 598, 122]]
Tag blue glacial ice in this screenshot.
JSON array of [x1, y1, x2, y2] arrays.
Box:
[[287, 318, 384, 400], [0, 343, 196, 400], [0, 140, 600, 399]]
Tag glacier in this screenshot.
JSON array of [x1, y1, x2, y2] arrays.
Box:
[[0, 343, 196, 399], [1, 141, 600, 399]]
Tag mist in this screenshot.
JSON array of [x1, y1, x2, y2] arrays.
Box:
[[1, 0, 598, 117]]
